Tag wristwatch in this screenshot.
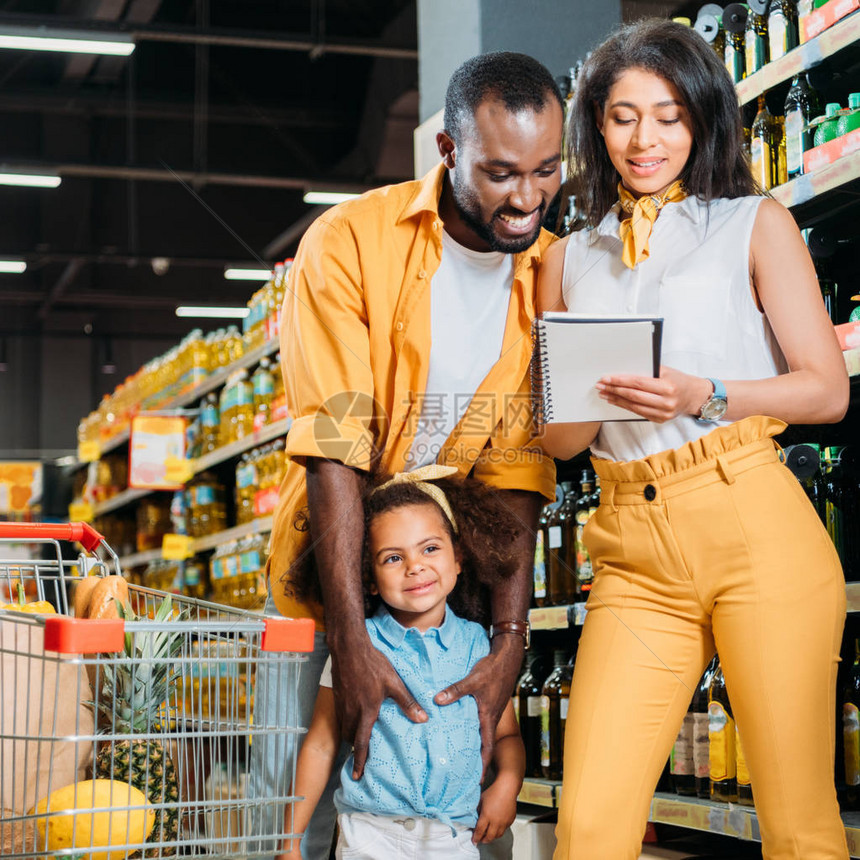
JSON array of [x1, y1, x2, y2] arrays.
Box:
[[489, 620, 530, 650], [696, 377, 728, 423]]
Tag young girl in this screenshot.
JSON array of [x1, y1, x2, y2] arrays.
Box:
[[277, 465, 525, 859], [537, 19, 849, 860]]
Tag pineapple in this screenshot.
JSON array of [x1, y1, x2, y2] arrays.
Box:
[[92, 595, 189, 857]]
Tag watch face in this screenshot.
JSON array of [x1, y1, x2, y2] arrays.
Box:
[[701, 397, 728, 421]]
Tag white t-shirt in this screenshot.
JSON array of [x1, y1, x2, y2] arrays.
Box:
[[407, 230, 513, 468]]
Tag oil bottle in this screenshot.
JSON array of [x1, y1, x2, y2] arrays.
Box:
[[574, 470, 597, 600], [251, 357, 275, 431], [744, 9, 769, 76], [540, 649, 574, 780], [533, 501, 548, 608], [843, 639, 860, 810], [751, 94, 776, 190], [768, 0, 799, 61], [232, 369, 255, 442], [709, 661, 738, 802], [694, 656, 719, 798], [200, 392, 221, 454], [515, 650, 552, 778]]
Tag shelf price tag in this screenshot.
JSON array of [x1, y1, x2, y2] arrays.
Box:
[[529, 605, 570, 630], [68, 501, 95, 523], [77, 440, 101, 463], [164, 456, 195, 485], [162, 533, 194, 561]]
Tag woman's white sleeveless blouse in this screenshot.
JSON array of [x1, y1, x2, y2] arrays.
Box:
[[561, 195, 788, 462]]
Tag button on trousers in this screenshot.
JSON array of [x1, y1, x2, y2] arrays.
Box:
[[554, 416, 849, 859]]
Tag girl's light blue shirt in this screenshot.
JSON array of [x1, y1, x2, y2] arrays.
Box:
[[333, 604, 490, 828]]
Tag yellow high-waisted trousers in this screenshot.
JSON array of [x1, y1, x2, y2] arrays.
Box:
[[554, 416, 848, 860]]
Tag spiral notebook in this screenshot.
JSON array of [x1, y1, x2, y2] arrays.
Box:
[[531, 312, 663, 426]]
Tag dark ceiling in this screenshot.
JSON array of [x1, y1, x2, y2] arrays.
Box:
[[0, 0, 691, 343], [0, 0, 418, 338]]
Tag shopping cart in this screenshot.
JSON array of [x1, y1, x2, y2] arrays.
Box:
[[0, 521, 315, 859]]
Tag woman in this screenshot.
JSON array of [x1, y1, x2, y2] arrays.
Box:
[[537, 19, 849, 860]]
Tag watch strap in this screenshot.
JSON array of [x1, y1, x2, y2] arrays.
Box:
[[707, 377, 727, 400], [490, 619, 530, 649]]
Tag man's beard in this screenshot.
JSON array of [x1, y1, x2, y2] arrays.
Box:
[[451, 173, 545, 254]]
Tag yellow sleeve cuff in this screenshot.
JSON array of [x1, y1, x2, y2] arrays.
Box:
[[285, 414, 377, 471]]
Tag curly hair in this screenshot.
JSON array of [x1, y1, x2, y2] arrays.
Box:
[[286, 474, 522, 627]]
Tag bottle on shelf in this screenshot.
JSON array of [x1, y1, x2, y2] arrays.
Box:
[[723, 6, 747, 84], [709, 661, 738, 803], [744, 9, 769, 77], [751, 95, 776, 190], [823, 447, 844, 564], [235, 451, 258, 525], [813, 103, 843, 148], [843, 639, 860, 810], [200, 392, 221, 454], [669, 706, 696, 796], [767, 0, 799, 62], [183, 554, 209, 601], [784, 74, 820, 179], [574, 470, 597, 600], [546, 483, 573, 606], [515, 649, 553, 778], [693, 655, 720, 799], [540, 649, 574, 781], [837, 93, 860, 137], [232, 369, 255, 442], [533, 501, 549, 608], [251, 357, 275, 432], [736, 720, 754, 807]]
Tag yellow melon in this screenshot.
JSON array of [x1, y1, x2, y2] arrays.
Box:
[[29, 778, 155, 860]]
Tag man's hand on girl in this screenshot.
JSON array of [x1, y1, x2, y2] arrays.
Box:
[[596, 366, 713, 423], [435, 635, 523, 776], [331, 636, 427, 780]]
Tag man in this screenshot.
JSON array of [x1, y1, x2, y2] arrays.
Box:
[[250, 51, 562, 859]]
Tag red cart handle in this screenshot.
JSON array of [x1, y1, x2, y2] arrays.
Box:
[[0, 522, 105, 553]]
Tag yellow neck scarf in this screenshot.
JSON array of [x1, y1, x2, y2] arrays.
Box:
[[617, 180, 687, 269]]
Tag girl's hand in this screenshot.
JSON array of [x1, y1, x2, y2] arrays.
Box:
[[596, 366, 712, 423], [472, 780, 518, 844]]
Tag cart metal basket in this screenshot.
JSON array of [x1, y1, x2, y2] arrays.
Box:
[[0, 521, 314, 859]]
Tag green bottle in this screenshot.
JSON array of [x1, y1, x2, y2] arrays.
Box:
[[768, 0, 799, 60], [837, 93, 860, 137], [813, 103, 843, 147], [723, 6, 747, 84], [784, 74, 818, 178], [745, 11, 769, 75]]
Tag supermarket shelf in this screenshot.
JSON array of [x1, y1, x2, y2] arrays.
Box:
[[649, 792, 860, 856], [847, 582, 860, 612], [191, 515, 274, 553], [89, 421, 291, 516], [75, 338, 280, 466], [93, 486, 154, 517], [736, 11, 860, 106], [771, 149, 860, 212], [194, 418, 291, 473], [116, 515, 275, 568], [529, 603, 587, 631], [518, 777, 561, 808]]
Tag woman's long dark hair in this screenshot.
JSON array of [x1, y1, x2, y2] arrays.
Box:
[[567, 18, 758, 228]]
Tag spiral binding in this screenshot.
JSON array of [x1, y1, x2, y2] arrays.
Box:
[[530, 318, 554, 429]]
